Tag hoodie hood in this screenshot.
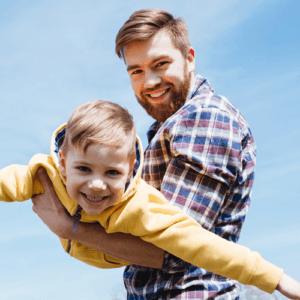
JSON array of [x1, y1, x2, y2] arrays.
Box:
[[50, 123, 144, 210]]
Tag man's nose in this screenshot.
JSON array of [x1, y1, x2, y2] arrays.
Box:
[[143, 69, 161, 89], [88, 178, 107, 191]]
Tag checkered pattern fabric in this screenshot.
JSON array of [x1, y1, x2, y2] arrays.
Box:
[[124, 75, 256, 299]]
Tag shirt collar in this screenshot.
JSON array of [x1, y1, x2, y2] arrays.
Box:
[[187, 74, 211, 101], [146, 75, 212, 142]]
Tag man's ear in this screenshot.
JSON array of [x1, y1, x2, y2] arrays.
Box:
[[59, 150, 67, 177], [187, 47, 196, 73]]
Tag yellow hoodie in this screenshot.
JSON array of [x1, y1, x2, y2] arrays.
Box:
[[0, 124, 283, 294]]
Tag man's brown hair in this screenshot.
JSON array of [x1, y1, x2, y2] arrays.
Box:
[[60, 100, 136, 162], [115, 9, 191, 60]]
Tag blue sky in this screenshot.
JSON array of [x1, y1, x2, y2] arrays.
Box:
[[0, 0, 299, 299]]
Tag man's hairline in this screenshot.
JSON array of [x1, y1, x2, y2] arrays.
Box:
[[120, 27, 191, 65]]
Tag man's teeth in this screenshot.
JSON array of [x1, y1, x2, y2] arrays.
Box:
[[148, 89, 168, 98], [85, 194, 106, 202]]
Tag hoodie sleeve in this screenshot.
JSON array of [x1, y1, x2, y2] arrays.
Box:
[[59, 238, 130, 269], [0, 154, 63, 202], [0, 157, 42, 202], [106, 179, 283, 294]]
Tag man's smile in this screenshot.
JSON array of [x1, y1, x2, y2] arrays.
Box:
[[146, 87, 170, 101]]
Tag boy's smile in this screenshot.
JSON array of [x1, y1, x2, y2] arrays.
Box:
[[59, 142, 134, 215]]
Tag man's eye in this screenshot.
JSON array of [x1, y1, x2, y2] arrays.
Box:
[[107, 170, 120, 175], [77, 166, 90, 172], [132, 69, 142, 75], [156, 61, 168, 67]]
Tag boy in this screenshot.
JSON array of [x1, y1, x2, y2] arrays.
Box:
[[0, 100, 299, 298]]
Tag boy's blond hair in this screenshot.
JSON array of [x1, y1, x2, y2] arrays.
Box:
[[60, 100, 136, 163]]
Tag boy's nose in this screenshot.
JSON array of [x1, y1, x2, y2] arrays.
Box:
[[88, 178, 106, 191]]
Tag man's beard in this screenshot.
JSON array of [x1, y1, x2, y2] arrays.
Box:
[[136, 68, 190, 123]]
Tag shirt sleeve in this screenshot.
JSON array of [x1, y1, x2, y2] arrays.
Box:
[[159, 105, 255, 241]]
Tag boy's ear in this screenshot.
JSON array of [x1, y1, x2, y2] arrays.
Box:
[[127, 158, 137, 181], [59, 150, 67, 177]]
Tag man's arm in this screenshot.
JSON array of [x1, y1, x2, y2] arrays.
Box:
[[31, 167, 164, 268]]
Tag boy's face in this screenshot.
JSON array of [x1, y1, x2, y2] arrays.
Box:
[[59, 142, 134, 215]]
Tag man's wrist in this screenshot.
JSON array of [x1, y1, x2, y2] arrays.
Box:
[[54, 214, 74, 239]]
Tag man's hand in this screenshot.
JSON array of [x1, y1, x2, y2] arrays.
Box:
[[31, 167, 73, 239], [276, 273, 300, 299], [31, 167, 165, 268]]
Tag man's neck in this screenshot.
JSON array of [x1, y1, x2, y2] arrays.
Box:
[[184, 72, 196, 104], [189, 72, 196, 91]]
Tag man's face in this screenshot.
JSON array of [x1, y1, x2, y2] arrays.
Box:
[[124, 30, 195, 123], [59, 142, 133, 215]]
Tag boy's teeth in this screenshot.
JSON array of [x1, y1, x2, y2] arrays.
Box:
[[85, 194, 105, 202]]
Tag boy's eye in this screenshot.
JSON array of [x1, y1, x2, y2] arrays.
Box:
[[107, 170, 120, 176], [77, 166, 91, 172]]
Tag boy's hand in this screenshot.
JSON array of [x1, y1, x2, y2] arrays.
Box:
[[276, 273, 300, 299], [31, 167, 72, 239]]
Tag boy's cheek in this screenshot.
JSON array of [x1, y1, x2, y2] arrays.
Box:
[[58, 164, 67, 179], [116, 189, 124, 201]]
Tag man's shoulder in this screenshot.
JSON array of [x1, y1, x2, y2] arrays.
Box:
[[175, 78, 248, 130], [162, 92, 238, 131], [187, 75, 237, 112]]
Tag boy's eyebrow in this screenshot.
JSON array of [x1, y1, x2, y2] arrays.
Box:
[[72, 160, 92, 166], [126, 55, 170, 72]]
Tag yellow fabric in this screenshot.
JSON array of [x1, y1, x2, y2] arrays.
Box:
[[0, 124, 283, 293]]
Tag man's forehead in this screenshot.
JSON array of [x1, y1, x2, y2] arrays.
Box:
[[124, 31, 181, 67]]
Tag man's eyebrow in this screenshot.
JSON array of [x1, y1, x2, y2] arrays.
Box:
[[127, 64, 140, 72], [126, 55, 171, 72], [151, 55, 170, 64]]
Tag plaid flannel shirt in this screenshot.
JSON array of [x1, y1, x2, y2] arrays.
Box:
[[124, 75, 256, 300]]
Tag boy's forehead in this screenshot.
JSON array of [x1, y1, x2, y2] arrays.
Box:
[[83, 141, 133, 159]]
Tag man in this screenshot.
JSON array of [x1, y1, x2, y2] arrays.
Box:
[[33, 9, 256, 300], [115, 9, 257, 299]]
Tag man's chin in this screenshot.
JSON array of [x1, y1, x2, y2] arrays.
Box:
[[149, 106, 175, 122], [136, 93, 181, 122]]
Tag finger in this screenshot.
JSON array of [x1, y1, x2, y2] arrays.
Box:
[[36, 167, 54, 193], [31, 193, 41, 205], [31, 194, 40, 212], [32, 201, 36, 213]]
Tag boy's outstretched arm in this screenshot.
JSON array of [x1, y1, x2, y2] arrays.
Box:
[[31, 167, 164, 268], [31, 168, 300, 299], [276, 273, 300, 299]]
